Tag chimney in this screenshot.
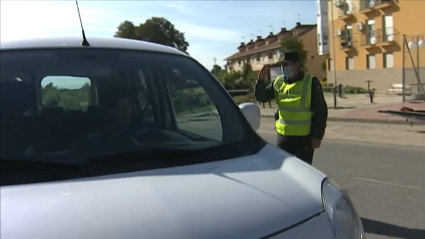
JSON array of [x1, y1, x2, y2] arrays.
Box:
[[246, 39, 255, 50], [255, 36, 265, 48], [296, 22, 301, 27], [265, 32, 277, 45], [280, 28, 287, 34], [237, 42, 246, 52]]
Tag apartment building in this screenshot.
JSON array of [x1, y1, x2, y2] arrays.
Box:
[[317, 0, 330, 55], [327, 0, 425, 92], [224, 23, 326, 78]]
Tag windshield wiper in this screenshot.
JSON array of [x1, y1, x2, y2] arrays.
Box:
[[0, 159, 82, 170]]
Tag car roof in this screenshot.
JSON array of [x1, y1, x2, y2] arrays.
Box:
[[0, 36, 187, 56]]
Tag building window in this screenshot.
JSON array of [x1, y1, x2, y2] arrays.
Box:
[[367, 19, 376, 45], [323, 34, 328, 46], [345, 57, 354, 70], [367, 54, 376, 69], [318, 33, 321, 46], [383, 52, 394, 68], [346, 25, 353, 44]]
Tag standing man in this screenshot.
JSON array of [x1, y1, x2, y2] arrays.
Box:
[[255, 51, 328, 165]]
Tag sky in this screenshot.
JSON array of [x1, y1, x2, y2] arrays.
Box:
[[0, 0, 317, 72]]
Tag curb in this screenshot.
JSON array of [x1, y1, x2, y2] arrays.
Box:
[[260, 115, 425, 125]]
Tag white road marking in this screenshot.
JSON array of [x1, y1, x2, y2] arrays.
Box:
[[353, 177, 422, 190]]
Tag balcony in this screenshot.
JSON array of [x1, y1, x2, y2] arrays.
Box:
[[339, 35, 357, 52], [359, 0, 396, 13], [376, 27, 399, 46], [359, 28, 399, 48], [375, 0, 396, 10], [337, 2, 357, 20], [359, 0, 377, 13]]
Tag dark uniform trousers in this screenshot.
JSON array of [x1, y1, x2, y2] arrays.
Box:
[[276, 133, 314, 165], [274, 111, 314, 165]]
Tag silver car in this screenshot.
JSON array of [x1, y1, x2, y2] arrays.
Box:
[[0, 37, 365, 239]]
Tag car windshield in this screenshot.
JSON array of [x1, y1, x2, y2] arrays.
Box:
[[0, 48, 263, 186]]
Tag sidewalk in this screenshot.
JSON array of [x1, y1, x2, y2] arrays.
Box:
[[259, 93, 425, 125]]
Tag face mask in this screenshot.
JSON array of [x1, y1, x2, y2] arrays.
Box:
[[283, 67, 293, 78]]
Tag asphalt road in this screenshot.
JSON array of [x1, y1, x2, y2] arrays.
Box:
[[260, 133, 425, 239]]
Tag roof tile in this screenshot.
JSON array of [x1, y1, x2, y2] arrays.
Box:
[[224, 24, 316, 61]]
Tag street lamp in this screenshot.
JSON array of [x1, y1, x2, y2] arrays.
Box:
[[408, 36, 425, 49], [406, 35, 425, 98]]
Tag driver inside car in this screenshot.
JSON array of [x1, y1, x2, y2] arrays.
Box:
[[100, 88, 160, 138], [101, 88, 134, 135]]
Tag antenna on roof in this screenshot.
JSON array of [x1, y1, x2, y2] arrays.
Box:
[[268, 25, 274, 33], [297, 14, 301, 23], [241, 36, 246, 42], [282, 21, 286, 28], [258, 30, 263, 36], [75, 1, 90, 46]]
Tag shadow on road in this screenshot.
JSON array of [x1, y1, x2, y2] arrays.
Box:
[[362, 217, 425, 239], [406, 130, 425, 134]]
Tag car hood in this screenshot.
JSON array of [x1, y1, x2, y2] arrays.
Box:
[[1, 144, 326, 239]]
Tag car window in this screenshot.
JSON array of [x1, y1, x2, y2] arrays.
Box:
[[134, 70, 153, 121], [0, 48, 261, 186], [41, 76, 92, 111], [164, 69, 222, 141]]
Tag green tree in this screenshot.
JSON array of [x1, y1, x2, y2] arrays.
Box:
[[214, 71, 241, 89], [211, 64, 222, 76], [41, 83, 91, 111], [320, 59, 327, 79], [321, 59, 327, 72], [281, 37, 308, 70], [242, 62, 252, 82], [115, 17, 189, 53], [115, 20, 136, 39]]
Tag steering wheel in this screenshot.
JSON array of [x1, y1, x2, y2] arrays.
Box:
[[133, 120, 168, 141]]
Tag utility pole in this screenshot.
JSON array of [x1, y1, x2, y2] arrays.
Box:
[[365, 80, 374, 103], [330, 0, 338, 109]]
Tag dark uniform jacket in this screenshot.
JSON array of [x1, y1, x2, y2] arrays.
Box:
[[255, 71, 328, 140]]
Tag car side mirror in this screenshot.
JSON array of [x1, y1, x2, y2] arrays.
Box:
[[239, 103, 261, 131]]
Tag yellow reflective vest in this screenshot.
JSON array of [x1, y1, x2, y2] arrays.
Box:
[[273, 74, 314, 136]]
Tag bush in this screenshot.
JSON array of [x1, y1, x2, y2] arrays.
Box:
[[342, 85, 368, 94], [232, 93, 254, 104], [321, 84, 367, 94]]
